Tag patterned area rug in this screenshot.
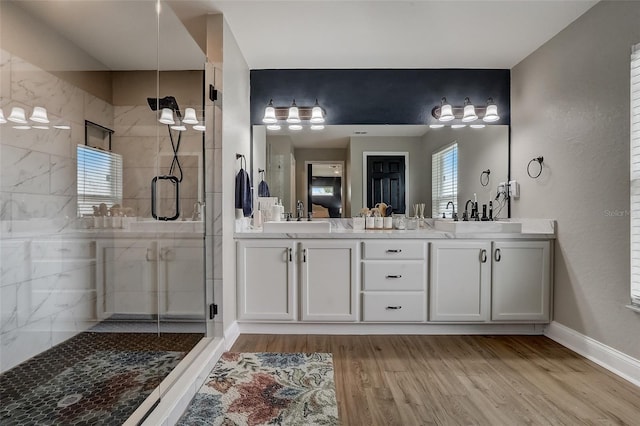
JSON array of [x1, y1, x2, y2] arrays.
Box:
[[178, 352, 339, 426]]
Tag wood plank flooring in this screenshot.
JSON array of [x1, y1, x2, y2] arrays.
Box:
[[230, 335, 640, 425]]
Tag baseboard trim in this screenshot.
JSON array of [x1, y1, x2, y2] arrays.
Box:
[[237, 322, 546, 335], [224, 321, 240, 350], [544, 321, 640, 388]]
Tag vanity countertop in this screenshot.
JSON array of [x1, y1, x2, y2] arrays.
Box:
[[234, 218, 556, 240]]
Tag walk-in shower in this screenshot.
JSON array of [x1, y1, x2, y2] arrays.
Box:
[[0, 1, 211, 423]]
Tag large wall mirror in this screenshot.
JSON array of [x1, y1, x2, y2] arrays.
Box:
[[252, 124, 509, 219]]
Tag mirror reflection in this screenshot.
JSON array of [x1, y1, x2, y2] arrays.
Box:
[[253, 124, 509, 219]]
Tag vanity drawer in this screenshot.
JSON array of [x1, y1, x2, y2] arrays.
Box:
[[362, 241, 425, 260], [362, 292, 425, 322], [362, 261, 425, 291]]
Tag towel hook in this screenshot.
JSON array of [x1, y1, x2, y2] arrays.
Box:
[[235, 153, 246, 170]]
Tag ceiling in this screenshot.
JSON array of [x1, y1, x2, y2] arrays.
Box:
[[209, 0, 598, 69], [10, 1, 598, 71]]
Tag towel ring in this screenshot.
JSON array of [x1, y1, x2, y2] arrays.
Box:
[[527, 157, 544, 178], [480, 169, 490, 187]]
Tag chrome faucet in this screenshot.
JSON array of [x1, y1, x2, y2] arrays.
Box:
[[463, 199, 473, 221], [296, 200, 304, 221], [446, 201, 458, 221], [192, 201, 204, 221]]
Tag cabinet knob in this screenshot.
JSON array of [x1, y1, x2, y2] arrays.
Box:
[[480, 249, 487, 263], [145, 248, 155, 262], [494, 248, 501, 262], [386, 249, 402, 253], [386, 275, 402, 279], [303, 248, 307, 262], [386, 305, 402, 310]]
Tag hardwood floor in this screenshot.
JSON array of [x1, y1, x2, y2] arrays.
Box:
[[230, 335, 640, 425]]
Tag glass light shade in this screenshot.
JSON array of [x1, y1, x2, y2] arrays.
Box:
[[266, 124, 281, 131], [29, 106, 49, 123], [470, 124, 486, 129], [462, 104, 478, 122], [262, 105, 277, 124], [310, 124, 325, 130], [32, 125, 49, 130], [287, 100, 301, 124], [13, 125, 31, 130], [439, 104, 454, 122], [288, 124, 303, 131], [8, 107, 27, 124], [483, 104, 500, 122], [193, 121, 206, 131], [0, 108, 6, 124], [429, 124, 445, 129], [310, 105, 325, 124], [170, 120, 186, 131], [159, 108, 175, 125], [183, 108, 198, 124], [451, 124, 467, 129]]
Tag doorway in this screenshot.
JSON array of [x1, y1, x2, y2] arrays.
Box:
[[306, 162, 344, 218], [364, 153, 407, 214]]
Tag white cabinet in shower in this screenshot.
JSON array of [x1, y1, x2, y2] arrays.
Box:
[[96, 238, 204, 319]]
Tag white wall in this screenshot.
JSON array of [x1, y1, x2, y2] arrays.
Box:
[[511, 1, 640, 358], [220, 17, 250, 336]]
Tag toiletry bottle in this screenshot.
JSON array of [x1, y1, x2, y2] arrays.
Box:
[[489, 201, 493, 220]]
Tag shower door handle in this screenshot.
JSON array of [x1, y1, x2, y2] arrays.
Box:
[[151, 175, 180, 221]]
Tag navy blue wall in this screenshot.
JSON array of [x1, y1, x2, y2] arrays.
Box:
[[250, 69, 510, 125]]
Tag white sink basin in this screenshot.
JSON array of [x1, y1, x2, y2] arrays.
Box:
[[434, 220, 522, 233], [262, 221, 331, 233]]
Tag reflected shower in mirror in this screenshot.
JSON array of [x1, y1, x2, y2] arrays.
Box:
[[252, 124, 509, 218]]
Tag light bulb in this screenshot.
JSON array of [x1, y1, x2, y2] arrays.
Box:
[[310, 100, 325, 124], [262, 100, 277, 124], [462, 98, 478, 122], [310, 124, 324, 130], [159, 108, 175, 125], [267, 124, 281, 131], [288, 124, 303, 131], [483, 98, 500, 122], [439, 98, 454, 122], [8, 107, 27, 124], [30, 106, 49, 123], [183, 108, 198, 124], [451, 124, 466, 129], [429, 124, 445, 129], [287, 100, 301, 124]]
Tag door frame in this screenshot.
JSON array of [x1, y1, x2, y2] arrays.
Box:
[[362, 151, 409, 212]]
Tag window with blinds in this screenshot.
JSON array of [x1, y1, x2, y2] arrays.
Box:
[[432, 142, 458, 218], [77, 145, 123, 216], [631, 43, 640, 305]]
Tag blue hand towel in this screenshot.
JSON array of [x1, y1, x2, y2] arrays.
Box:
[[258, 179, 270, 197], [235, 168, 252, 217]]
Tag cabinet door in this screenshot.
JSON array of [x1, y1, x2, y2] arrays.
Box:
[[492, 241, 550, 321], [237, 240, 295, 320], [430, 241, 491, 322], [157, 239, 205, 319], [96, 240, 157, 317], [300, 240, 358, 321]]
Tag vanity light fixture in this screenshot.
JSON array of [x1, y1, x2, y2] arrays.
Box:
[[8, 107, 27, 124], [263, 99, 327, 131], [431, 97, 501, 126], [182, 108, 198, 125], [483, 98, 500, 122], [262, 100, 278, 124], [29, 106, 49, 123], [287, 100, 301, 124], [462, 97, 478, 122], [159, 108, 175, 125]]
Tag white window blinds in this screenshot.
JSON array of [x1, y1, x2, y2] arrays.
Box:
[[631, 43, 640, 304], [77, 145, 123, 216], [432, 143, 458, 218]]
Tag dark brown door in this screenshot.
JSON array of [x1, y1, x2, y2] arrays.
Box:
[[367, 155, 405, 214]]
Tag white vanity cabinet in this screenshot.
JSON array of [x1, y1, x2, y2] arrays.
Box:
[[236, 240, 296, 320], [96, 238, 204, 318], [236, 239, 358, 321], [430, 241, 491, 322], [300, 240, 358, 321], [491, 241, 551, 321], [361, 241, 427, 322]]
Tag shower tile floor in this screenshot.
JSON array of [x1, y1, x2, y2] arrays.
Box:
[[0, 331, 203, 425]]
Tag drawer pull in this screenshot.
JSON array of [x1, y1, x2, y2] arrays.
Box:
[[494, 248, 501, 262], [480, 249, 487, 263], [386, 249, 402, 253], [386, 305, 402, 310], [386, 275, 402, 279]]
